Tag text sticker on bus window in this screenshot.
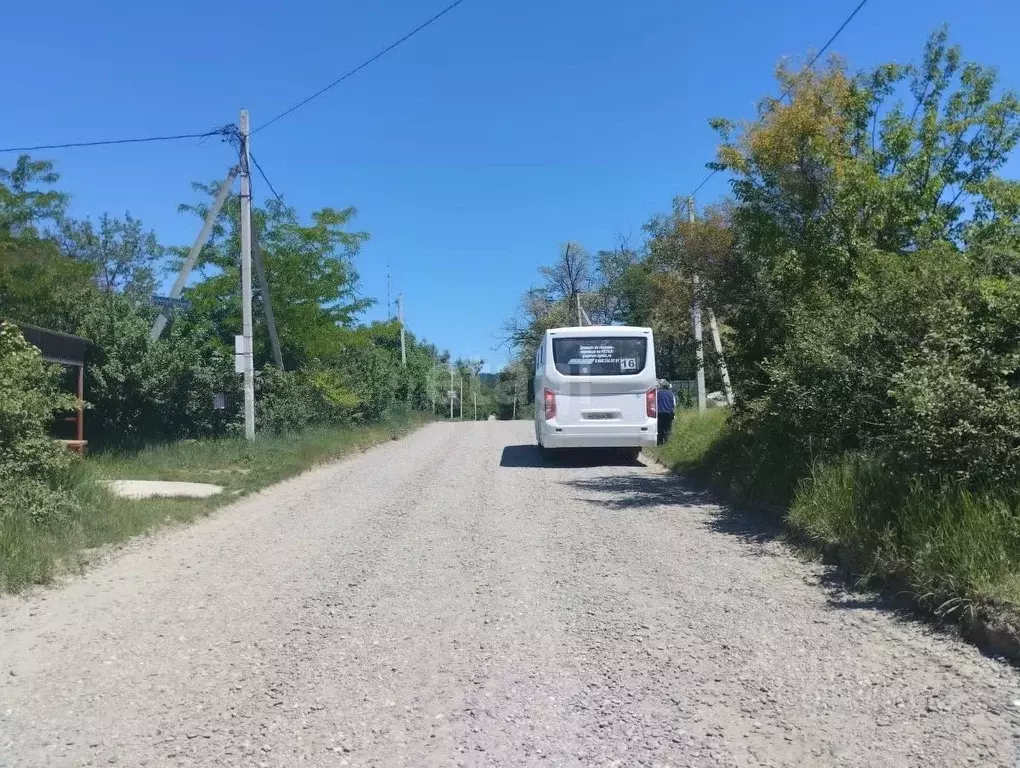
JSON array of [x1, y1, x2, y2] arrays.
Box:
[[620, 358, 638, 371], [569, 344, 618, 366]]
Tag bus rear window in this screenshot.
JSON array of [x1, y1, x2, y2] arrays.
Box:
[[551, 337, 648, 376]]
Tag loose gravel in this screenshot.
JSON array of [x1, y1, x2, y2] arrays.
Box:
[[1, 421, 1017, 767]]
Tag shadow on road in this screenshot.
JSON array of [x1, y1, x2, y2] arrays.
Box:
[[562, 471, 784, 549], [499, 445, 643, 469], [562, 471, 1004, 656]]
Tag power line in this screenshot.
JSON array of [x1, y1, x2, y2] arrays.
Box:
[[0, 127, 233, 154], [684, 0, 868, 202], [689, 170, 719, 199], [254, 0, 469, 134], [796, 0, 869, 83], [2, 1, 470, 154], [249, 152, 286, 206]]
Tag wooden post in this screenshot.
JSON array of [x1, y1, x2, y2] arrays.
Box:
[[76, 364, 85, 454]]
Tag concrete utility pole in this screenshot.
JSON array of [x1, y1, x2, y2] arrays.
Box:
[[397, 293, 407, 367], [512, 378, 518, 420], [151, 168, 237, 341], [576, 293, 584, 326], [252, 230, 284, 370], [707, 308, 735, 406], [689, 197, 707, 413], [459, 375, 464, 419], [239, 109, 256, 440], [449, 365, 454, 420], [473, 389, 477, 421]]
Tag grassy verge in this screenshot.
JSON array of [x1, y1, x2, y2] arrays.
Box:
[[789, 456, 1020, 616], [654, 410, 804, 511], [0, 414, 425, 594], [652, 410, 1020, 640]]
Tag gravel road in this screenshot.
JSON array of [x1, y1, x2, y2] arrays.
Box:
[[2, 422, 1018, 767]]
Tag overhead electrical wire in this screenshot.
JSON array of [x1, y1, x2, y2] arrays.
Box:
[[249, 152, 286, 206], [0, 0, 469, 154], [683, 0, 869, 203], [253, 0, 469, 134], [241, 1, 471, 212], [0, 127, 233, 154]]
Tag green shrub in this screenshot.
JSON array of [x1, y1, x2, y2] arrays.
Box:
[[0, 322, 83, 529], [880, 273, 1020, 486], [673, 386, 694, 410], [254, 367, 326, 434], [77, 297, 239, 446], [654, 410, 807, 510], [254, 365, 366, 435]]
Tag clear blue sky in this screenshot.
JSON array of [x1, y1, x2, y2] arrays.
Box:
[[3, 0, 1018, 370]]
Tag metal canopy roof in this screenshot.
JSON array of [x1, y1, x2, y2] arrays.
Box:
[[12, 322, 89, 367]]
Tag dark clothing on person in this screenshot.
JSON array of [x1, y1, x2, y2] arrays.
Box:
[[657, 413, 674, 445], [656, 388, 676, 445], [656, 388, 676, 414]]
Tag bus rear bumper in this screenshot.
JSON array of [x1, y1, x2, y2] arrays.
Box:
[[537, 423, 657, 449]]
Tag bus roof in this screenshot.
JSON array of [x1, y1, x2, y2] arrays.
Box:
[[543, 325, 652, 337]]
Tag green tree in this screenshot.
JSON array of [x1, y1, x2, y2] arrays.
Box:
[[0, 155, 95, 333], [60, 213, 164, 297], [0, 155, 67, 237], [705, 29, 1020, 480], [177, 185, 370, 369]]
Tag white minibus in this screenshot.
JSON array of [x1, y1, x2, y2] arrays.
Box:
[[534, 326, 658, 458]]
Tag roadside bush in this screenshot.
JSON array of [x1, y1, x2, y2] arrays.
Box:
[[254, 367, 326, 434], [254, 365, 363, 434], [881, 272, 1020, 486], [143, 322, 238, 440], [654, 410, 804, 510], [78, 296, 240, 446], [0, 322, 82, 528]]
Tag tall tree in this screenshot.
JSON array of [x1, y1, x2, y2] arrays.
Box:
[[176, 184, 371, 369], [0, 155, 94, 332], [708, 27, 1020, 402], [60, 213, 164, 297], [0, 155, 67, 238]]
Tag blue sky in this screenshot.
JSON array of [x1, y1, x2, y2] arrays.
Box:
[[3, 0, 1018, 370]]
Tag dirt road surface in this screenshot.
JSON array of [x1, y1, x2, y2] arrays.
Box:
[[1, 422, 1018, 767]]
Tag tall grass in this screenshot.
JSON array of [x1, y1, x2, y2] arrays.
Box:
[[0, 416, 424, 594], [653, 409, 805, 511], [790, 456, 1020, 614]]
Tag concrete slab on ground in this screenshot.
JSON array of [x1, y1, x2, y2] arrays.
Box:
[[107, 480, 224, 499]]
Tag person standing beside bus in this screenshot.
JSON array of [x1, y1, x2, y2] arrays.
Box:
[[656, 380, 676, 445]]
